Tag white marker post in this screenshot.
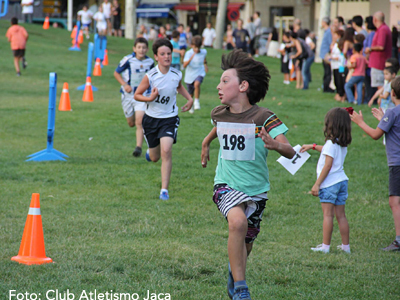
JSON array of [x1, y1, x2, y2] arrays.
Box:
[[277, 144, 310, 175]]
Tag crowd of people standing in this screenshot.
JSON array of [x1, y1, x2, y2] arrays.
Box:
[[319, 12, 399, 107], [77, 0, 122, 38]]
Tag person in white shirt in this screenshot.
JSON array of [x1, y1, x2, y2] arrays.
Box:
[[102, 0, 112, 35], [134, 39, 193, 201], [93, 5, 107, 36], [77, 5, 93, 39], [300, 107, 352, 254], [183, 35, 208, 113], [114, 37, 155, 157], [251, 11, 262, 57], [202, 22, 216, 48], [21, 0, 33, 23]]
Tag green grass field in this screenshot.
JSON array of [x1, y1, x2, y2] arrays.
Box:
[[0, 21, 399, 299]]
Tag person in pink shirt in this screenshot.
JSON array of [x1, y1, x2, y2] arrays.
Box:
[[344, 43, 368, 105], [365, 11, 392, 90], [6, 17, 29, 77]]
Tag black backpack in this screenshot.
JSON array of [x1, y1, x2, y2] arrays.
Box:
[[298, 38, 312, 60]]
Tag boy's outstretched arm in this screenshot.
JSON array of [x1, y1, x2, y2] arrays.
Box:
[[201, 127, 217, 168], [114, 71, 133, 93], [177, 81, 193, 112], [134, 76, 158, 102], [350, 110, 385, 140], [258, 127, 295, 159]]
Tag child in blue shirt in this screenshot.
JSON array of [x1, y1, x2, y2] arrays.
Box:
[[183, 35, 208, 113], [351, 76, 400, 251], [170, 30, 184, 70], [177, 24, 187, 50]]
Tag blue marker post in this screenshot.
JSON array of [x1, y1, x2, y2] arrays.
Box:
[[94, 33, 107, 66], [69, 21, 82, 51], [0, 0, 9, 18], [26, 73, 68, 162], [77, 42, 98, 91]]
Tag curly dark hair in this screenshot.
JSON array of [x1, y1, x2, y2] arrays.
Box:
[[220, 49, 270, 105], [324, 107, 352, 147], [152, 38, 173, 55]]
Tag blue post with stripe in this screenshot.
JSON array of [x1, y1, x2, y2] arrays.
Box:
[[69, 21, 82, 51], [77, 42, 98, 91], [26, 73, 68, 162], [94, 34, 107, 65]]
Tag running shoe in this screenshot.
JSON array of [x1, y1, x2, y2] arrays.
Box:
[[233, 286, 251, 300], [381, 240, 400, 251]]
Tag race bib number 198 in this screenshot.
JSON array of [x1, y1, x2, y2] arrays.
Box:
[[217, 122, 255, 161]]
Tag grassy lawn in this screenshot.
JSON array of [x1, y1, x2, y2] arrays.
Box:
[[0, 21, 399, 299]]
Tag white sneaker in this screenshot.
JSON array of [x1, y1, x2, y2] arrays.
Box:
[[194, 99, 200, 110], [189, 106, 194, 114], [311, 244, 329, 253], [337, 245, 351, 253]]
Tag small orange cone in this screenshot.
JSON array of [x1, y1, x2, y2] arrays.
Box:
[[103, 49, 109, 66], [71, 25, 77, 39], [43, 16, 50, 30], [290, 64, 296, 82], [78, 30, 84, 45], [11, 193, 53, 265], [82, 77, 94, 102], [93, 58, 102, 76], [59, 82, 72, 111]]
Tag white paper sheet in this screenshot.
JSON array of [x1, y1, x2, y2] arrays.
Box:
[[277, 144, 311, 175]]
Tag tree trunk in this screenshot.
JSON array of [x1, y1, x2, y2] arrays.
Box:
[[214, 0, 228, 49], [315, 0, 331, 62], [125, 0, 136, 40]]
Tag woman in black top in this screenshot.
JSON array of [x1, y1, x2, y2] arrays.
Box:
[[112, 0, 122, 37], [392, 26, 399, 60]]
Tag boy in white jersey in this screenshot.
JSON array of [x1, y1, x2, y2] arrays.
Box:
[[183, 35, 208, 113], [114, 37, 154, 157], [201, 49, 295, 300], [77, 5, 93, 39], [134, 39, 193, 200]]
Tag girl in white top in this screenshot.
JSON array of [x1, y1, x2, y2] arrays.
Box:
[[101, 0, 112, 35], [93, 6, 107, 36], [134, 39, 193, 201], [300, 107, 352, 254]]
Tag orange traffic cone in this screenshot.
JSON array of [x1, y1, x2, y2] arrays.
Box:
[[59, 82, 72, 111], [43, 16, 50, 30], [103, 49, 109, 66], [78, 30, 84, 45], [11, 193, 53, 265], [71, 25, 77, 39], [93, 58, 102, 76], [82, 77, 94, 102]]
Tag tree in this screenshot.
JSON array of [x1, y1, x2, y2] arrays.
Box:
[[214, 0, 228, 49], [125, 0, 137, 40], [315, 0, 331, 62]]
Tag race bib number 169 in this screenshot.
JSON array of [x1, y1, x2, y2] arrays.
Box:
[[217, 122, 255, 161]]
